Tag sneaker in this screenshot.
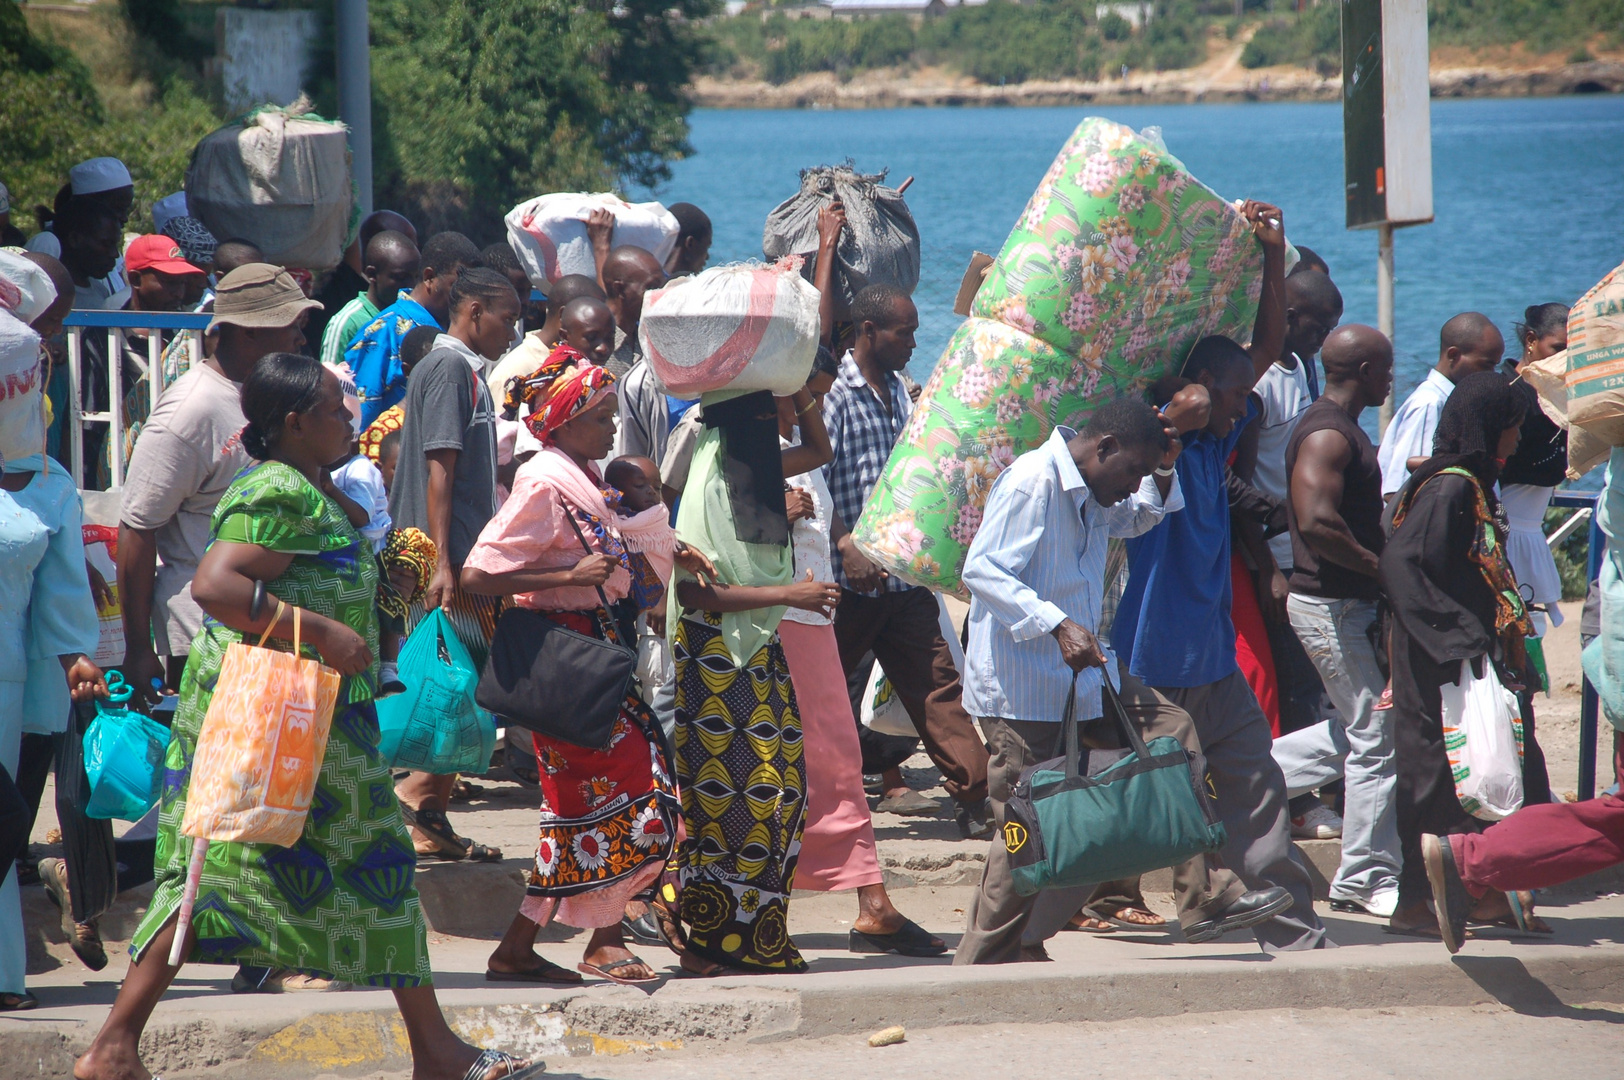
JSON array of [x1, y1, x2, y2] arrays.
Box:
[[1291, 804, 1343, 840], [378, 662, 406, 698], [1330, 890, 1400, 919]]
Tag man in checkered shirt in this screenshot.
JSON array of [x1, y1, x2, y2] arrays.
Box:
[[822, 284, 993, 839]]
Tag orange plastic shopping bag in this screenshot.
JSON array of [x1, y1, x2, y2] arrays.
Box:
[[170, 602, 341, 965]]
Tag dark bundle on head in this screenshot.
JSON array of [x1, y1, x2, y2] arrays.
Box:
[[546, 274, 606, 321], [240, 352, 325, 460], [420, 231, 482, 277], [450, 265, 519, 312], [1515, 302, 1569, 352], [1082, 396, 1169, 454], [399, 324, 440, 376]]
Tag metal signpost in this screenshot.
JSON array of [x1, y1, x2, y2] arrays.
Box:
[[1341, 0, 1434, 435]]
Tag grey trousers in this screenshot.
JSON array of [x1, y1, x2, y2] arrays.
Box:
[[1161, 670, 1330, 952], [1272, 594, 1402, 906], [954, 667, 1248, 965]]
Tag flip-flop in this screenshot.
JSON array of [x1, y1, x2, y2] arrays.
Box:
[[578, 957, 660, 985], [0, 991, 38, 1011], [849, 918, 948, 957], [1087, 903, 1168, 930], [1503, 892, 1555, 935], [1064, 913, 1118, 933], [1383, 923, 1475, 942], [485, 957, 585, 984], [462, 1047, 545, 1080]]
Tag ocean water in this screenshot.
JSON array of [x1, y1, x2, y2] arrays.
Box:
[[638, 96, 1624, 454]]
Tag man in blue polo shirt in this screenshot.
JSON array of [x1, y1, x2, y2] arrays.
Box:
[[1113, 202, 1328, 952]]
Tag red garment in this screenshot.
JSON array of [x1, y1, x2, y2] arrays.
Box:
[[1230, 551, 1281, 736], [1451, 734, 1624, 897]]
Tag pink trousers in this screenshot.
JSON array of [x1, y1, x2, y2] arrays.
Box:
[[778, 619, 884, 891], [1452, 736, 1624, 896]]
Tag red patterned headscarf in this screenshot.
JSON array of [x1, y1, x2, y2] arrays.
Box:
[[503, 342, 616, 444]]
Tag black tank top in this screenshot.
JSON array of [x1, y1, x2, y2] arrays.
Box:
[[1285, 397, 1385, 601]]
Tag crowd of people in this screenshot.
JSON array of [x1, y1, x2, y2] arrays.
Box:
[[4, 156, 1624, 1080]]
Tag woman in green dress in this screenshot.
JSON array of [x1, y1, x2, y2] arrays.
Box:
[[76, 354, 539, 1080]]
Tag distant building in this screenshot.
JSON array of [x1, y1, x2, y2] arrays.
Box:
[[1095, 1, 1153, 28], [819, 0, 990, 18]]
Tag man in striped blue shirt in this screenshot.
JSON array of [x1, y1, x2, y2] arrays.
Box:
[[955, 395, 1292, 964]]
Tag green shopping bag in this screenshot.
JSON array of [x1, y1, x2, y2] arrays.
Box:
[[377, 609, 496, 775], [1004, 673, 1227, 897]]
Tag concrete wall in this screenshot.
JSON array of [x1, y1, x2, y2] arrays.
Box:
[[215, 8, 321, 114]]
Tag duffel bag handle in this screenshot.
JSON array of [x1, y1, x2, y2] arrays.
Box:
[[1061, 667, 1154, 781]]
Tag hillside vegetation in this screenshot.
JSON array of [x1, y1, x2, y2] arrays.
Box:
[[706, 0, 1624, 86]]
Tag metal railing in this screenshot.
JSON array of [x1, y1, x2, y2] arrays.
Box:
[[1550, 490, 1605, 800], [62, 309, 212, 489]]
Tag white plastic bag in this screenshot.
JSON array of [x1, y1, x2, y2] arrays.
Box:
[[505, 193, 678, 288], [860, 662, 917, 738], [638, 261, 820, 397], [637, 625, 673, 701], [82, 525, 125, 668], [1439, 658, 1525, 821]]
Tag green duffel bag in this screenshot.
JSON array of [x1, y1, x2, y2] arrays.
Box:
[[1004, 673, 1227, 897]]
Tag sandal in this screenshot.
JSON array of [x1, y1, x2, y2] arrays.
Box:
[[578, 957, 660, 986], [0, 991, 38, 1011], [849, 918, 948, 957], [449, 779, 486, 804], [39, 857, 108, 971], [1065, 911, 1118, 933], [462, 1047, 545, 1080], [650, 881, 688, 953], [1085, 902, 1167, 930], [485, 957, 584, 985], [401, 805, 502, 862]]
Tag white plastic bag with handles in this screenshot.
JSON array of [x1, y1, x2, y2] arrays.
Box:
[[1439, 657, 1525, 821], [504, 193, 678, 288]]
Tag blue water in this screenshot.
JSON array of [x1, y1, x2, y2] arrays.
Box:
[[636, 96, 1624, 454]]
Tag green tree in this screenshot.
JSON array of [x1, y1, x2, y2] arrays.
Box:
[[369, 0, 714, 240]]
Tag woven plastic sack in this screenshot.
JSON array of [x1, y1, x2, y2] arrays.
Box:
[[180, 609, 341, 846], [1561, 260, 1624, 449], [639, 260, 820, 397], [853, 118, 1263, 594], [1439, 658, 1526, 821], [505, 193, 679, 289], [186, 103, 354, 270], [377, 609, 496, 775], [763, 164, 920, 319]]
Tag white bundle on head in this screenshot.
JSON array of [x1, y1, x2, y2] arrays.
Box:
[[0, 310, 45, 465], [638, 259, 820, 398], [0, 249, 58, 327]]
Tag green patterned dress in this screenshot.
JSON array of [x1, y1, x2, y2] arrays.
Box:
[[129, 461, 431, 986]]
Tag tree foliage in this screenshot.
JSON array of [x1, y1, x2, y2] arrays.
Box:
[[0, 1, 217, 232], [370, 0, 715, 241]]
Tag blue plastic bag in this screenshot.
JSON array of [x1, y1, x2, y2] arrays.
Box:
[[377, 609, 496, 775], [82, 674, 171, 821]]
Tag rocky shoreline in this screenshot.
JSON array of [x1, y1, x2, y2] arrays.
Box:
[[691, 59, 1624, 109]]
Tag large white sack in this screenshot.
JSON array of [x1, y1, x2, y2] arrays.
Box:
[[639, 260, 820, 397], [0, 250, 59, 325], [186, 103, 354, 270], [0, 309, 46, 463], [505, 193, 678, 289]]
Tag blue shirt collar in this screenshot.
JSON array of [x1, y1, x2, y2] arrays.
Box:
[[1046, 425, 1088, 494]]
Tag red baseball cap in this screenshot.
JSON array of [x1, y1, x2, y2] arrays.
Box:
[[124, 234, 205, 276]]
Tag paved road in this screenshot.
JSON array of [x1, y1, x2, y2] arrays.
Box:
[[503, 1005, 1624, 1080]]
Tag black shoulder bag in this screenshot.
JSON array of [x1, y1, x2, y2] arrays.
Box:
[[476, 507, 636, 751]]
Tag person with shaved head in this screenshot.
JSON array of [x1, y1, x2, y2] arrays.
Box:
[[601, 245, 667, 380], [1378, 312, 1504, 498], [1269, 324, 1402, 917], [309, 209, 418, 348]]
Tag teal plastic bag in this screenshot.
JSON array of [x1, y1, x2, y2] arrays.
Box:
[[377, 609, 496, 775], [83, 674, 171, 821]]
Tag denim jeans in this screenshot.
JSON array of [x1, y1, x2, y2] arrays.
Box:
[[1273, 594, 1402, 904]]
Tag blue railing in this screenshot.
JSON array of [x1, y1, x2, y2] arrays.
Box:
[[59, 310, 214, 489], [1551, 490, 1604, 800]]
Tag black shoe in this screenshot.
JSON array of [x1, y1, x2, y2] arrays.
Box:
[[955, 797, 996, 840], [1184, 885, 1294, 944], [862, 774, 884, 796], [1423, 833, 1472, 954], [849, 918, 949, 957]]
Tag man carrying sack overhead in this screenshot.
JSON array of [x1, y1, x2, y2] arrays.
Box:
[[955, 395, 1292, 964]]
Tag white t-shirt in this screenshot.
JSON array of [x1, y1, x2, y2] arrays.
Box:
[[1252, 356, 1312, 569], [1378, 368, 1455, 496], [781, 432, 834, 627]]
